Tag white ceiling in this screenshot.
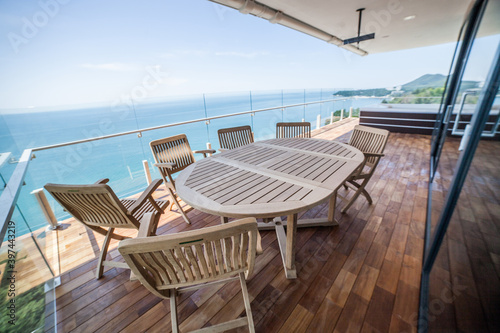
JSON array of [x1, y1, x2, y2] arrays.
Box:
[[213, 0, 500, 54]]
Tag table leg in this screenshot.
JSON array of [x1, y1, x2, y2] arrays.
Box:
[[327, 189, 337, 223], [285, 213, 297, 279]]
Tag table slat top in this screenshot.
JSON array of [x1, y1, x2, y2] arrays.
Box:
[[176, 138, 363, 218]]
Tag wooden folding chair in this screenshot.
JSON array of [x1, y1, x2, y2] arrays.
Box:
[[218, 125, 254, 151], [118, 217, 259, 333], [150, 134, 215, 225], [338, 125, 389, 213], [276, 122, 311, 138], [45, 178, 168, 279]]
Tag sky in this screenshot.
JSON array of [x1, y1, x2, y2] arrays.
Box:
[[0, 0, 498, 110]]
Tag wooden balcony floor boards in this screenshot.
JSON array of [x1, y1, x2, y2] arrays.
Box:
[[12, 117, 496, 332]]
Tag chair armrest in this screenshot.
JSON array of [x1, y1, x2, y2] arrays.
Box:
[[218, 148, 230, 152], [193, 149, 216, 155], [193, 149, 216, 158], [127, 179, 163, 215], [137, 212, 159, 237], [94, 178, 110, 184], [154, 162, 177, 169], [363, 152, 385, 158]]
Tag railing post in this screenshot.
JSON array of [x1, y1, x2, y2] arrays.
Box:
[[206, 142, 213, 157], [316, 114, 321, 130], [340, 109, 344, 121], [330, 112, 334, 125], [31, 188, 60, 230], [349, 107, 353, 118], [142, 160, 152, 185]]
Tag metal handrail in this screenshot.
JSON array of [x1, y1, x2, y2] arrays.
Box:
[[32, 97, 353, 152], [0, 149, 33, 243], [452, 92, 500, 137]]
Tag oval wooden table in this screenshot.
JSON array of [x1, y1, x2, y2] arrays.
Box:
[[176, 138, 364, 279]]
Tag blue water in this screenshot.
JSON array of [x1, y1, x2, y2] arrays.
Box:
[[0, 90, 382, 236]]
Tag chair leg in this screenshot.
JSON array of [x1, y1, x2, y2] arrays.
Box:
[[346, 181, 372, 203], [96, 227, 114, 279], [361, 188, 373, 204], [341, 179, 371, 214], [170, 289, 179, 333], [239, 272, 255, 333], [167, 187, 191, 224]]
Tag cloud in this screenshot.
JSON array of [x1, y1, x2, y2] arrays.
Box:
[[157, 50, 208, 58], [162, 77, 188, 86], [80, 63, 138, 71], [215, 51, 269, 58]]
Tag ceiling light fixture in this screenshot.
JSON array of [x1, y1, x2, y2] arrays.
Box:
[[343, 8, 375, 46], [403, 15, 416, 21]]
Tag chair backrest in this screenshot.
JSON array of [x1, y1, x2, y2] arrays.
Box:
[[150, 134, 195, 175], [118, 218, 258, 296], [218, 125, 254, 150], [276, 122, 311, 138], [348, 125, 390, 167], [44, 183, 139, 229]]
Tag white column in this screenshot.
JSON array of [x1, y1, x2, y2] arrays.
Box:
[[31, 189, 60, 229], [316, 114, 321, 130], [206, 142, 213, 156], [143, 160, 152, 185], [331, 112, 334, 124], [349, 107, 353, 118], [340, 109, 344, 121]]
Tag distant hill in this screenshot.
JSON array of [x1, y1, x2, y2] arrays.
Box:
[[334, 74, 480, 97], [401, 74, 447, 91], [333, 88, 391, 97], [400, 73, 479, 92]]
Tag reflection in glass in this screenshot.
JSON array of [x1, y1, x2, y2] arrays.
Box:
[[428, 137, 500, 331]]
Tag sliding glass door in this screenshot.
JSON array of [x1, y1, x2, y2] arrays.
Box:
[[420, 0, 500, 331]]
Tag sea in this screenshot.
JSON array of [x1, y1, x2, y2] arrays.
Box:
[[0, 90, 383, 236]]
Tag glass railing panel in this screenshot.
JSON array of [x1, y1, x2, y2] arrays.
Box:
[[321, 98, 335, 125], [2, 103, 140, 149], [203, 91, 253, 150], [250, 90, 286, 112], [283, 89, 306, 122], [0, 201, 58, 333], [304, 90, 323, 127], [24, 135, 148, 237], [0, 112, 19, 186], [351, 97, 384, 114], [252, 109, 282, 141], [204, 91, 252, 117], [305, 89, 323, 103]]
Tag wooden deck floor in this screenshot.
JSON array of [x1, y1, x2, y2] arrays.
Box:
[[49, 118, 432, 332]]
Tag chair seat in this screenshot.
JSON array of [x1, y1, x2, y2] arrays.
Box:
[[121, 198, 169, 221]]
